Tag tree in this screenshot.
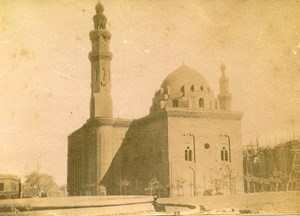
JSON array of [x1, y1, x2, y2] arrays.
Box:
[[175, 178, 185, 196], [117, 178, 130, 195], [59, 184, 68, 197], [146, 177, 164, 196], [22, 171, 60, 198]]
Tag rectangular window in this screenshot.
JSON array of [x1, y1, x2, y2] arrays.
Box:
[[199, 98, 204, 108], [173, 100, 179, 107], [0, 183, 4, 191]]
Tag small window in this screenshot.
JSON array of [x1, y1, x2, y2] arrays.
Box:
[[180, 86, 185, 96], [204, 143, 210, 149], [0, 183, 4, 191], [200, 85, 204, 91], [199, 98, 204, 108], [191, 85, 194, 92], [173, 100, 179, 107]]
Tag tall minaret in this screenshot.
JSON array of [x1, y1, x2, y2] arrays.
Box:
[[218, 64, 232, 111], [89, 2, 113, 118]]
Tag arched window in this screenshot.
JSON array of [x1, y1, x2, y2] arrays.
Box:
[[185, 149, 188, 161], [225, 150, 228, 161], [185, 146, 192, 161], [188, 149, 192, 161], [221, 149, 224, 161], [221, 147, 229, 161], [199, 98, 204, 108]]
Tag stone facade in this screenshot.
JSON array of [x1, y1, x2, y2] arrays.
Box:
[[67, 3, 244, 196], [167, 109, 243, 195]]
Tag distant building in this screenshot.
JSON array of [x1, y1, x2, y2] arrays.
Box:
[[67, 3, 244, 196], [0, 174, 21, 199]]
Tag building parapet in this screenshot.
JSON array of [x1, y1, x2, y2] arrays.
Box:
[[165, 108, 243, 120]]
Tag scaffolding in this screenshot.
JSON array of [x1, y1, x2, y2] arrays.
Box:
[[286, 142, 300, 191], [243, 139, 300, 193]]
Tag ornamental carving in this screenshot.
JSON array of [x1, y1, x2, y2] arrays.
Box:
[[88, 51, 112, 61], [99, 52, 112, 60]]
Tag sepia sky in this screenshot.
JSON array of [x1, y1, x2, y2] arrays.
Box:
[[0, 0, 300, 185]]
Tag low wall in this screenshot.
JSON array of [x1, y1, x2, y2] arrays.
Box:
[[0, 195, 153, 215]]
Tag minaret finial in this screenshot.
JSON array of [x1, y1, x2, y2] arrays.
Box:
[[95, 1, 104, 14], [220, 63, 226, 74]]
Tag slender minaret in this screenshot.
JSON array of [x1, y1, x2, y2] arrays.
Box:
[[89, 2, 113, 118], [218, 64, 232, 111]]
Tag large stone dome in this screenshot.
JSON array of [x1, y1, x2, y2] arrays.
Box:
[[150, 65, 218, 113], [161, 65, 210, 99]]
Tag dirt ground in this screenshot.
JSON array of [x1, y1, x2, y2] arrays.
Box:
[[0, 192, 299, 215], [160, 191, 300, 214]]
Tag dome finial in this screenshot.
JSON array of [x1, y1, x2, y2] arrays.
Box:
[[95, 1, 104, 14]]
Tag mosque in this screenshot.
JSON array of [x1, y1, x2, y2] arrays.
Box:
[[67, 2, 244, 196]]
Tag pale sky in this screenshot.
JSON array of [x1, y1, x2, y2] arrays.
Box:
[[0, 0, 300, 185]]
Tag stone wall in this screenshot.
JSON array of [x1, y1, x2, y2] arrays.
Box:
[[101, 111, 169, 196], [67, 118, 131, 196]]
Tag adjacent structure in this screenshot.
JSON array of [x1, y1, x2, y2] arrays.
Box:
[[67, 3, 244, 196], [0, 174, 21, 199]]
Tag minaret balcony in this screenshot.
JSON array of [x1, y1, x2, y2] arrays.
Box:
[[89, 51, 113, 61], [89, 29, 111, 41]]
